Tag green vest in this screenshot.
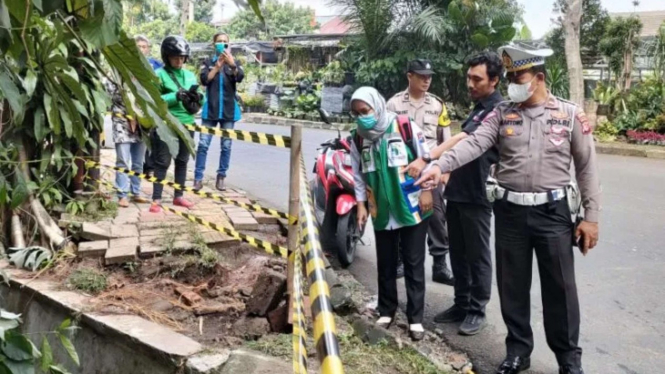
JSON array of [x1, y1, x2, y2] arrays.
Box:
[[356, 120, 432, 231]]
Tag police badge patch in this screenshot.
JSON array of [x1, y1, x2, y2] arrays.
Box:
[[576, 112, 592, 135]]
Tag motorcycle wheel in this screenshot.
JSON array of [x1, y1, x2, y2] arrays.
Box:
[[336, 209, 361, 268]]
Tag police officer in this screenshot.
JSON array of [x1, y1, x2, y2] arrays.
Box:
[[387, 59, 454, 285], [417, 45, 601, 374]]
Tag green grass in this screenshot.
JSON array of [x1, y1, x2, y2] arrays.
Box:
[[245, 329, 448, 374], [67, 268, 107, 294]]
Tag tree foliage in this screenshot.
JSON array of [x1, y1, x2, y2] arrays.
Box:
[[226, 0, 316, 40], [123, 0, 172, 27], [336, 0, 522, 107], [599, 16, 643, 90], [0, 0, 191, 220], [185, 21, 219, 43], [547, 0, 610, 64], [174, 0, 215, 23]]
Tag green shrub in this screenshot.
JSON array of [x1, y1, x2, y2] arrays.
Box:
[[243, 95, 266, 109], [68, 268, 107, 294], [594, 119, 619, 142]]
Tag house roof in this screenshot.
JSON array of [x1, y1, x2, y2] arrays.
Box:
[[319, 16, 351, 35], [610, 10, 665, 37]]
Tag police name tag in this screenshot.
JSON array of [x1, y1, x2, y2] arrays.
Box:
[[387, 140, 408, 168]]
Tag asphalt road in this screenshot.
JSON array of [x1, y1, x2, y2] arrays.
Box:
[[107, 120, 665, 374]]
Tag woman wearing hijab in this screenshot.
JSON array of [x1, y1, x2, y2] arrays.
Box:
[[350, 86, 434, 341]]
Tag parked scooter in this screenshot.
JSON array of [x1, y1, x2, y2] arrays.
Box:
[[309, 109, 364, 267]]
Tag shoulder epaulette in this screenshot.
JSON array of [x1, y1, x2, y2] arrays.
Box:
[[427, 93, 444, 104], [556, 97, 579, 108]]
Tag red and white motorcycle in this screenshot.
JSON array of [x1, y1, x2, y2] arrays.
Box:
[[309, 110, 364, 267]]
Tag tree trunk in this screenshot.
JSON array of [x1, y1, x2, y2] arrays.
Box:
[[563, 0, 584, 106], [180, 0, 190, 35], [622, 30, 635, 92]]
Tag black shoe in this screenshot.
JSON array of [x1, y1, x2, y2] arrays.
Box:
[[432, 254, 455, 286], [216, 175, 226, 191], [559, 366, 584, 374], [433, 305, 467, 323], [193, 180, 203, 192], [495, 356, 531, 374], [396, 261, 404, 279], [458, 313, 486, 335]]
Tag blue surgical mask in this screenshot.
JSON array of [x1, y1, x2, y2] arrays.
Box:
[[356, 114, 378, 130], [215, 43, 227, 54]]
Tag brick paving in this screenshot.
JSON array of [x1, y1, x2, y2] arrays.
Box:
[[71, 150, 269, 265]]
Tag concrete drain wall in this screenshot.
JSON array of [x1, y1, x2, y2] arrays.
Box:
[[0, 263, 292, 374]]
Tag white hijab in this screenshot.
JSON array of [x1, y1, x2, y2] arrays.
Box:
[[350, 87, 396, 142]]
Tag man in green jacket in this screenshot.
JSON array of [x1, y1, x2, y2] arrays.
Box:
[[149, 35, 202, 213]]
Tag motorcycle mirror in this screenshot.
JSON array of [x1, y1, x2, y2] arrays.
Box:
[[318, 108, 332, 125]]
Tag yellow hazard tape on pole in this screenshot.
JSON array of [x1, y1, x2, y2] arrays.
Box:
[[84, 161, 295, 224], [160, 205, 288, 258], [105, 111, 291, 148], [185, 124, 291, 148], [90, 176, 288, 258], [297, 155, 344, 374], [291, 249, 308, 374]]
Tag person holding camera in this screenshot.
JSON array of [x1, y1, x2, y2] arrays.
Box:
[[149, 35, 203, 213], [194, 32, 244, 192]]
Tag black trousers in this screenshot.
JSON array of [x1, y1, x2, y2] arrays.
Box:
[[374, 218, 429, 324], [427, 184, 449, 257], [447, 201, 493, 316], [143, 148, 154, 174], [151, 131, 190, 201], [494, 199, 582, 367]]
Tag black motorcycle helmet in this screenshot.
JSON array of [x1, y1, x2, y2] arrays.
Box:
[[161, 35, 190, 67]]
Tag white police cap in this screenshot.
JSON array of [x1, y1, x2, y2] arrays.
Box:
[[498, 44, 553, 73]]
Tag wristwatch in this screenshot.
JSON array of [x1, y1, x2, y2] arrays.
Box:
[[422, 153, 432, 163]]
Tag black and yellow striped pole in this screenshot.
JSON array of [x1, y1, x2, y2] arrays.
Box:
[[84, 161, 295, 224], [298, 154, 344, 373]]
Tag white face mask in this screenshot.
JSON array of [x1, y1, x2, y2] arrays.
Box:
[[508, 76, 537, 103]]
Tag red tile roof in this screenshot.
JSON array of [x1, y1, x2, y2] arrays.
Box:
[[319, 16, 351, 35]]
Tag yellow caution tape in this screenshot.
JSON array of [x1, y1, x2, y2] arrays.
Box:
[[185, 124, 291, 148], [160, 205, 288, 258], [297, 155, 344, 374], [84, 161, 295, 224], [105, 111, 290, 147], [90, 176, 288, 258]]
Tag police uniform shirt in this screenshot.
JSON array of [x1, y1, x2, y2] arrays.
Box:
[[444, 90, 503, 207], [387, 91, 451, 149], [437, 93, 601, 223]]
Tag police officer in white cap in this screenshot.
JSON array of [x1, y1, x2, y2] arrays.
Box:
[[416, 43, 601, 374]]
